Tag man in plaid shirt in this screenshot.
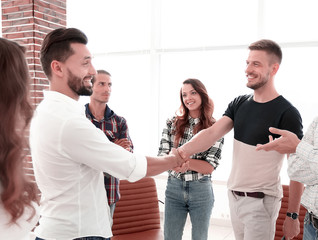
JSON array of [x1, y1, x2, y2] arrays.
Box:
[[85, 70, 133, 221]]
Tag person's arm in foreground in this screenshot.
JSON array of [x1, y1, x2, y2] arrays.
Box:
[[178, 116, 233, 159], [63, 118, 187, 181], [283, 179, 303, 239], [146, 148, 186, 176]]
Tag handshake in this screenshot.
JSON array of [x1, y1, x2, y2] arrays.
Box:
[[168, 148, 189, 173]]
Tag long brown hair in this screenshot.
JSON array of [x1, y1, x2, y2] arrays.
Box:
[[174, 78, 215, 146], [0, 38, 38, 224]]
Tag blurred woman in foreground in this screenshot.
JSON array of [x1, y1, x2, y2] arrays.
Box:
[[0, 38, 39, 239]]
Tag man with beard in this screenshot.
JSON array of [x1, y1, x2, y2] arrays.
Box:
[[29, 28, 186, 240], [177, 39, 304, 240]]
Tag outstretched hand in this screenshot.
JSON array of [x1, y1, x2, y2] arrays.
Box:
[[256, 127, 301, 154]]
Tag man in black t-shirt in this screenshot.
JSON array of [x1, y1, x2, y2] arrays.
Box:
[[178, 39, 303, 240]]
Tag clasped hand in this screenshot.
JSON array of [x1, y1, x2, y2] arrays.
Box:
[[169, 148, 189, 173]]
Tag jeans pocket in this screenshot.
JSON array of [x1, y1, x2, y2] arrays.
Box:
[[304, 212, 318, 231], [313, 218, 318, 231], [198, 176, 211, 183]]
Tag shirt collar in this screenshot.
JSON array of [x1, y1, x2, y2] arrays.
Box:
[[188, 115, 200, 126], [44, 91, 85, 115], [85, 103, 114, 121], [105, 105, 113, 119]]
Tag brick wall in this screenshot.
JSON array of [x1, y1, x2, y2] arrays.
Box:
[[1, 0, 67, 180]]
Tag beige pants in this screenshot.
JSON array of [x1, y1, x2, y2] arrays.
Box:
[[228, 190, 281, 240]]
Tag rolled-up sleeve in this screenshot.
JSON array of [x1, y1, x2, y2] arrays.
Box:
[[158, 118, 173, 156], [204, 138, 224, 169]]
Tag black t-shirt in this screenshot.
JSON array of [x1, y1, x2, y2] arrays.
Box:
[[224, 94, 303, 146]]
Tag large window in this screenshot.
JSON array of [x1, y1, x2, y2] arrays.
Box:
[[67, 0, 318, 182]]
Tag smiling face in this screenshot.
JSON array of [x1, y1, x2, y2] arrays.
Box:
[[181, 83, 202, 118], [64, 43, 96, 97], [245, 50, 274, 90]]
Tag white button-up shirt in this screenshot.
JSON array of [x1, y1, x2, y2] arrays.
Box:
[[288, 117, 318, 216], [30, 91, 147, 240]]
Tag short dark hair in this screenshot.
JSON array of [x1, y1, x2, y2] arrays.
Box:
[[249, 39, 282, 64], [40, 28, 88, 78], [91, 69, 111, 85]]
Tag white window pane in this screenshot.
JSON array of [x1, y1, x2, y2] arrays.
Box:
[[161, 0, 258, 48], [276, 46, 318, 129], [91, 54, 157, 155], [67, 0, 151, 53], [263, 0, 318, 42]]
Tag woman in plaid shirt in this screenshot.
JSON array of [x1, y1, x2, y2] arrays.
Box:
[[158, 78, 224, 240]]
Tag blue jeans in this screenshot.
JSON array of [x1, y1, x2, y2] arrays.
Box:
[[36, 237, 110, 240], [164, 176, 214, 240], [303, 212, 318, 240]]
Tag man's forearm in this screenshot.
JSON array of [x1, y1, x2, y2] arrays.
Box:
[[179, 116, 233, 159], [188, 159, 214, 174], [145, 150, 184, 177], [288, 180, 304, 213], [178, 128, 215, 159]]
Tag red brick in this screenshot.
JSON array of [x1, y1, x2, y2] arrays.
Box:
[[2, 0, 66, 177], [33, 78, 49, 85], [1, 6, 20, 14], [2, 17, 33, 26]]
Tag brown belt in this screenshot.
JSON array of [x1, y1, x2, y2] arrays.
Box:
[[232, 190, 265, 199]]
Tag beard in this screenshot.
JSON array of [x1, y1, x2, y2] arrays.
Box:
[[246, 71, 270, 90], [67, 69, 93, 96]]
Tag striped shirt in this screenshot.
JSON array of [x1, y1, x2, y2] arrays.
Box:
[[85, 104, 133, 205], [288, 117, 318, 216], [158, 116, 224, 181]]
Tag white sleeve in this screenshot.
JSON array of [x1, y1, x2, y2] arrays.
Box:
[[61, 117, 147, 182]]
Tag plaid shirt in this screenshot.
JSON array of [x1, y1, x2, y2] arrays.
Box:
[[288, 117, 318, 216], [85, 104, 133, 205], [158, 116, 224, 181]]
